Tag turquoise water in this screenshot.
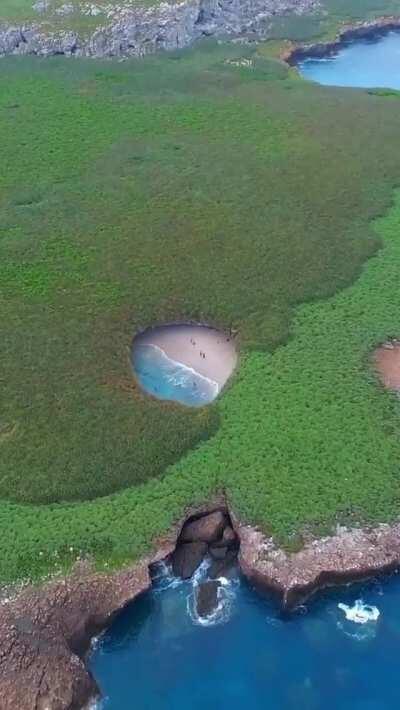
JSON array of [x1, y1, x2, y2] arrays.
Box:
[[90, 562, 400, 709], [298, 31, 400, 89], [132, 343, 218, 407]]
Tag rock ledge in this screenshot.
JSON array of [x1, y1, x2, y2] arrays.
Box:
[[236, 518, 400, 609]]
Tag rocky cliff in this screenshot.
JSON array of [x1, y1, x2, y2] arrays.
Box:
[[2, 502, 400, 708], [0, 0, 319, 58]]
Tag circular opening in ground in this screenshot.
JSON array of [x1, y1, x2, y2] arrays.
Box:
[[374, 340, 400, 392], [131, 324, 238, 407]]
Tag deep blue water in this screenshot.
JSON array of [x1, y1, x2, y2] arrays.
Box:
[[132, 343, 218, 407], [90, 562, 400, 710], [298, 31, 400, 89]]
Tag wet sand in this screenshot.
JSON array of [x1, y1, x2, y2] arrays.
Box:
[[133, 325, 237, 388], [374, 341, 400, 391]]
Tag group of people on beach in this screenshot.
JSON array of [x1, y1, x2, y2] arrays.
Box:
[[189, 337, 207, 359]]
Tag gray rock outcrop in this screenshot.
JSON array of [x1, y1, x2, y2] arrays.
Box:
[[0, 0, 319, 59]]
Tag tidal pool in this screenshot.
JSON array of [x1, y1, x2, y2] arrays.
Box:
[[298, 31, 400, 89], [131, 324, 237, 407], [90, 563, 400, 709]]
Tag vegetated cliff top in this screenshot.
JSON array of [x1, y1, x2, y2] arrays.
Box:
[[2, 38, 400, 583]]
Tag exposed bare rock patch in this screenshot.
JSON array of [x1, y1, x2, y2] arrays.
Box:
[[374, 339, 400, 392]]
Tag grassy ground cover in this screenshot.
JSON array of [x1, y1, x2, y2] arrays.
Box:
[[2, 43, 400, 582]]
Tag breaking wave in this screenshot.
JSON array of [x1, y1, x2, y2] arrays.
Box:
[[187, 575, 237, 627], [337, 599, 380, 640], [186, 559, 238, 627]]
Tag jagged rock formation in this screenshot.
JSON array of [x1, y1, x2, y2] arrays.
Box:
[[170, 508, 240, 578], [0, 0, 319, 58]]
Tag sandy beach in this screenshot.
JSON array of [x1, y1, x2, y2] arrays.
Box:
[[134, 325, 237, 388]]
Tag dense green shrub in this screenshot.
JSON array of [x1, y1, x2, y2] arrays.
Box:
[[3, 43, 400, 581]]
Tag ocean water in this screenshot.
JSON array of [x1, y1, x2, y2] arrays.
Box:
[[90, 562, 400, 710], [132, 343, 219, 406], [298, 31, 400, 89]]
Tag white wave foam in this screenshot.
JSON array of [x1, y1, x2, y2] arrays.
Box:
[[337, 599, 380, 641], [338, 600, 380, 624], [187, 563, 238, 627], [191, 557, 212, 585], [85, 700, 105, 710], [150, 556, 237, 627], [151, 560, 184, 593]]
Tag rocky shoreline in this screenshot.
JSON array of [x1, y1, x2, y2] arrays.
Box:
[[236, 518, 400, 609], [0, 0, 318, 58], [2, 501, 400, 708], [0, 545, 173, 710], [283, 15, 400, 66]]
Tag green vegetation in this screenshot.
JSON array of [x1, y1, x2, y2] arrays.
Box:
[[2, 40, 400, 583]]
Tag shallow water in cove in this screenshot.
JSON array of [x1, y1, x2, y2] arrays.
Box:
[[298, 31, 400, 89], [90, 563, 400, 710], [132, 343, 219, 406]]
